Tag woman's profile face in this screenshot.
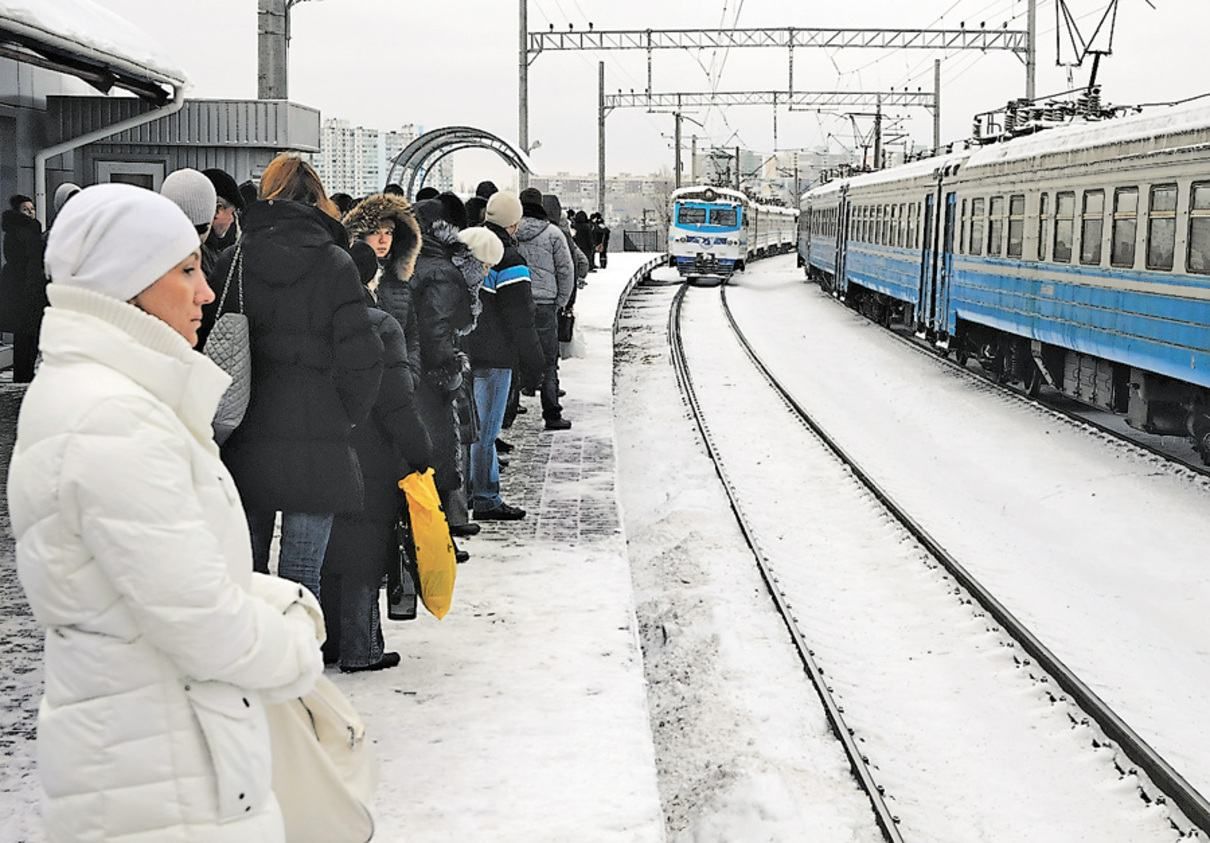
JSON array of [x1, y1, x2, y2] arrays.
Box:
[[133, 251, 214, 347]]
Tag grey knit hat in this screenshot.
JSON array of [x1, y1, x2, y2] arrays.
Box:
[[160, 169, 217, 228], [53, 182, 81, 214]]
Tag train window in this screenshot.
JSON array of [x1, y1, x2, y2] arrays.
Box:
[[897, 203, 906, 247], [970, 198, 986, 256], [1188, 183, 1210, 274], [1111, 188, 1138, 268], [1038, 193, 1050, 261], [1147, 183, 1177, 271], [1007, 195, 1025, 258], [960, 199, 968, 253], [678, 206, 707, 226], [712, 207, 738, 227], [892, 204, 901, 247], [908, 204, 916, 249], [988, 196, 1006, 256], [1054, 191, 1075, 263], [883, 204, 891, 244], [1080, 190, 1105, 265]]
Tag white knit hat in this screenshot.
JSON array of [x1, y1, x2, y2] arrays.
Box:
[[484, 191, 523, 228], [160, 168, 217, 228], [458, 226, 504, 266], [45, 183, 201, 301], [52, 182, 81, 214]]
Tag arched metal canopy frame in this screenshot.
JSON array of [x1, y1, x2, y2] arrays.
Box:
[[383, 126, 533, 198]]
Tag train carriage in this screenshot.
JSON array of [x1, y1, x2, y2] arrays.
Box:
[[799, 102, 1210, 460]]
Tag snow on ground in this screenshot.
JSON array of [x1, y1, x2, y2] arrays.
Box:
[[727, 256, 1210, 802], [614, 275, 883, 842], [0, 257, 665, 842], [678, 284, 1185, 841]]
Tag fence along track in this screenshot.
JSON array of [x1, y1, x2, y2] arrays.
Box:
[[719, 281, 1210, 838], [664, 282, 905, 843]]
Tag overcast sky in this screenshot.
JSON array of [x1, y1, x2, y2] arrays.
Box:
[[101, 0, 1205, 191]]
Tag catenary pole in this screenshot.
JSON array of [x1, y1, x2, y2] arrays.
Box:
[[519, 0, 530, 189], [1026, 0, 1037, 100], [598, 61, 606, 216], [933, 59, 942, 154], [691, 135, 698, 183], [873, 95, 883, 170], [674, 109, 683, 188]]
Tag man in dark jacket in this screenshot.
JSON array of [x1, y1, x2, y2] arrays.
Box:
[[516, 187, 574, 429], [0, 194, 44, 382], [322, 241, 432, 673], [465, 191, 545, 521], [573, 210, 597, 272]]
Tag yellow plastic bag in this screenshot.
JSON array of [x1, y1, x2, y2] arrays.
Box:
[[398, 469, 457, 619]]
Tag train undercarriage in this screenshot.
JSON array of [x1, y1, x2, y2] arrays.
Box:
[[806, 266, 1210, 463]]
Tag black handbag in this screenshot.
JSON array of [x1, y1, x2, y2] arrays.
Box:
[[387, 509, 419, 621], [558, 308, 575, 343]]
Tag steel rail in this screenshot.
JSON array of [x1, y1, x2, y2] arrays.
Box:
[[665, 283, 905, 843], [719, 282, 1210, 836]]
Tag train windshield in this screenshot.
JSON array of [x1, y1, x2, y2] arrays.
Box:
[[677, 206, 707, 225], [711, 207, 738, 227]]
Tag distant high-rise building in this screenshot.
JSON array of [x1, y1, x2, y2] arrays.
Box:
[[313, 118, 380, 196]]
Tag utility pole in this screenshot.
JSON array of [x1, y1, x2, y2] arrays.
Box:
[[597, 61, 606, 216], [690, 135, 698, 183], [257, 0, 289, 99], [735, 146, 741, 191], [873, 95, 883, 170], [933, 59, 942, 154], [1026, 0, 1037, 100], [793, 151, 800, 206], [518, 0, 530, 188], [674, 111, 683, 188]]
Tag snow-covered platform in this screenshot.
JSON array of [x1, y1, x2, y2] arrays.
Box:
[[0, 256, 667, 842]]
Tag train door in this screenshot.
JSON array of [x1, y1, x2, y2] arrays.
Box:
[[933, 191, 958, 339], [918, 193, 935, 332], [835, 197, 850, 296]]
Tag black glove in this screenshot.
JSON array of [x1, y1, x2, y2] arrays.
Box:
[[403, 430, 434, 476]]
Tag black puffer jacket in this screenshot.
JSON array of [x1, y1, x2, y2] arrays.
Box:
[[464, 222, 545, 377], [213, 199, 384, 514], [355, 303, 433, 520], [410, 200, 476, 390], [0, 209, 46, 335], [344, 194, 423, 380]]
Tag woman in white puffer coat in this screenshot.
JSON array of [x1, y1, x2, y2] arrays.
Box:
[[7, 183, 325, 842]]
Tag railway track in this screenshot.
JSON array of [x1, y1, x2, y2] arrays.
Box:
[[651, 272, 1206, 840]]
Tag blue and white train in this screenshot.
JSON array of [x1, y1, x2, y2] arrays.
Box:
[[799, 103, 1210, 460], [670, 186, 797, 283]]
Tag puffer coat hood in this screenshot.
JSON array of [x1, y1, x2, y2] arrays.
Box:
[[515, 215, 574, 307], [9, 283, 325, 842], [343, 193, 422, 281]]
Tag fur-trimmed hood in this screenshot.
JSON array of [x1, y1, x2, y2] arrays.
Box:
[[343, 193, 422, 280]]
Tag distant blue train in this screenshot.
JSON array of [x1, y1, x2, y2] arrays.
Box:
[[799, 103, 1210, 461]]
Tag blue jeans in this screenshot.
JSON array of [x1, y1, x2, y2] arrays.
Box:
[[470, 367, 512, 511], [247, 510, 335, 601]]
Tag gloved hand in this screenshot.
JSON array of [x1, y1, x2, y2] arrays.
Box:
[[576, 278, 588, 289], [403, 429, 434, 476], [456, 351, 472, 374]]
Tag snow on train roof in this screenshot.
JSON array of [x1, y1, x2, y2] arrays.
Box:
[[0, 0, 188, 89], [802, 148, 970, 201], [962, 100, 1210, 170], [672, 184, 797, 214]]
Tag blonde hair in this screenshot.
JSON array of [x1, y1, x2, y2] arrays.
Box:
[[259, 154, 339, 219]]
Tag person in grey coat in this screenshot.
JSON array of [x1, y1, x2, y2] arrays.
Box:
[[516, 187, 574, 428]]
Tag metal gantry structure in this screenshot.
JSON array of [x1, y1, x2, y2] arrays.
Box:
[[520, 1, 1038, 209]]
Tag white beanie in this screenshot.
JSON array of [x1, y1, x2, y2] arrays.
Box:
[[45, 183, 201, 302], [160, 168, 217, 228], [53, 182, 81, 214], [458, 226, 504, 266], [484, 191, 523, 228]]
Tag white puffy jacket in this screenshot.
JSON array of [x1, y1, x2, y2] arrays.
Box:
[[8, 285, 325, 842]]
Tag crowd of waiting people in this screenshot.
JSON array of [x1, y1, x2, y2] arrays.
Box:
[[2, 153, 616, 841], [1, 157, 616, 672]]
